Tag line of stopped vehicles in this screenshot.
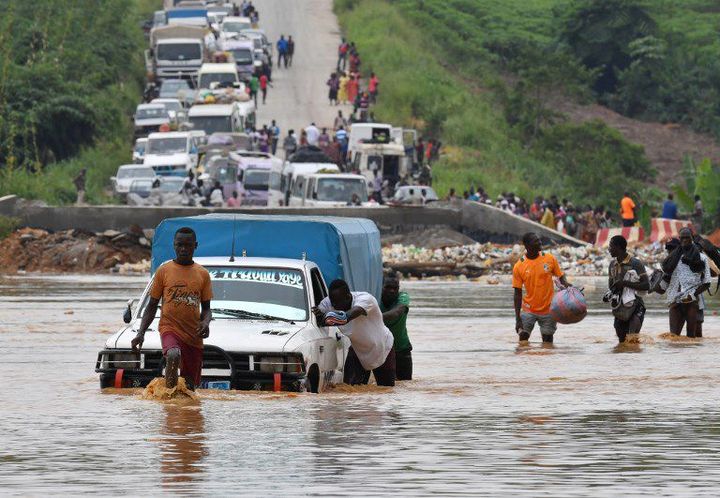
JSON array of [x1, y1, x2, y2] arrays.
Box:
[[113, 0, 437, 207]]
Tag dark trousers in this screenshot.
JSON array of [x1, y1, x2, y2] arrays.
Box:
[[622, 218, 635, 227], [614, 303, 646, 343], [344, 346, 395, 386], [395, 347, 412, 381], [670, 301, 701, 337]]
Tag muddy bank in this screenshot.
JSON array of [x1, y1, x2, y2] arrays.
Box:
[[0, 227, 150, 274]]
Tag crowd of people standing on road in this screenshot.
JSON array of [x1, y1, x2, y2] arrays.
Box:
[[326, 39, 379, 122]]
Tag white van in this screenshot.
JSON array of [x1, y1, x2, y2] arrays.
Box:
[[269, 162, 339, 207], [350, 142, 409, 184], [187, 104, 243, 134], [288, 173, 369, 207], [347, 123, 395, 152], [197, 62, 240, 90], [144, 131, 199, 169]]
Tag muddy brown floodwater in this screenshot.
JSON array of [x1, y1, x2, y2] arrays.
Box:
[[1, 274, 720, 496]]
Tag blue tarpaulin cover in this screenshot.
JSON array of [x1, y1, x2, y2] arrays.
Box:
[[152, 214, 383, 298]]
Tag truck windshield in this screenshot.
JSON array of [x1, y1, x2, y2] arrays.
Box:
[[147, 137, 187, 154], [229, 48, 253, 65], [244, 169, 270, 191], [212, 164, 238, 183], [136, 108, 168, 119], [316, 178, 368, 203], [157, 43, 202, 61], [199, 73, 238, 88], [118, 168, 154, 179], [207, 267, 308, 321], [223, 21, 250, 33], [189, 116, 232, 134]]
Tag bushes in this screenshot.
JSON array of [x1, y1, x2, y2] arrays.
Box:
[[0, 0, 158, 204], [530, 120, 655, 208], [336, 0, 654, 207]]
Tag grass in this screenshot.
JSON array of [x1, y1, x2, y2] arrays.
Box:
[[335, 0, 542, 198]]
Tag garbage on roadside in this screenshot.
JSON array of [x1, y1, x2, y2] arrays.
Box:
[[383, 242, 668, 278]]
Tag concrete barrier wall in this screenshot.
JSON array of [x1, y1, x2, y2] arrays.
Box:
[[0, 196, 584, 246], [459, 201, 585, 246], [0, 201, 462, 234]]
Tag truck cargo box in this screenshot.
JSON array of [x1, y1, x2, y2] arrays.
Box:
[[151, 214, 383, 297]]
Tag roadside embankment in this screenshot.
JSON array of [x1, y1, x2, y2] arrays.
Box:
[[0, 227, 150, 274]]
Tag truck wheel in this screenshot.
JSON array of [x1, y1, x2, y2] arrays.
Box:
[[307, 364, 320, 394]]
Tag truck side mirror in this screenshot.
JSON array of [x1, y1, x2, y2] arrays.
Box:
[[123, 299, 133, 324]]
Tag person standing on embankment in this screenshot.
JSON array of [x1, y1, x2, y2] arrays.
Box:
[[512, 232, 572, 345]]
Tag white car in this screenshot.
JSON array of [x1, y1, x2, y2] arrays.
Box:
[[132, 137, 148, 164], [220, 16, 252, 40], [96, 257, 349, 393], [150, 98, 185, 122], [110, 164, 156, 197], [134, 103, 170, 137], [389, 185, 439, 206]]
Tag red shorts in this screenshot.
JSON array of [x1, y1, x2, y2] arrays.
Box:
[[161, 332, 203, 388]]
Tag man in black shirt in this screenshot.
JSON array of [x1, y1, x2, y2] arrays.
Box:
[[607, 235, 650, 343]]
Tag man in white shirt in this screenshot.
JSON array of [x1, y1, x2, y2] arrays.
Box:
[[314, 279, 396, 386], [305, 122, 320, 146]]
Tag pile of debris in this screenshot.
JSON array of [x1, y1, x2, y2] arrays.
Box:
[[0, 227, 152, 274], [383, 242, 668, 278]]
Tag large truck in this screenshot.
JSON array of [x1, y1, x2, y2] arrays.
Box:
[[148, 25, 208, 81]]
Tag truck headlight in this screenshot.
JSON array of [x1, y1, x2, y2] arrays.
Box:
[[258, 355, 304, 374]]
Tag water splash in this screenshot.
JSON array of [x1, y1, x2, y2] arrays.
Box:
[[141, 377, 198, 401]]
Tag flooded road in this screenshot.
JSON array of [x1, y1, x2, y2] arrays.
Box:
[[1, 274, 720, 496]]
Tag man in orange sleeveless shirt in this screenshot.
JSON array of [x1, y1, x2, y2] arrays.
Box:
[[512, 232, 572, 344], [132, 227, 212, 390], [620, 191, 636, 227]]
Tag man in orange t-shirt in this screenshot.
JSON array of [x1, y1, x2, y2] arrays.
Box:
[[620, 192, 636, 227], [512, 232, 572, 344], [132, 227, 212, 390]]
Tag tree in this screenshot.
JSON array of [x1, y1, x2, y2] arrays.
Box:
[[560, 0, 656, 95]]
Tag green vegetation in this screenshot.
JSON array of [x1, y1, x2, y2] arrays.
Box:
[[335, 0, 655, 205], [0, 215, 19, 239], [0, 0, 159, 205]]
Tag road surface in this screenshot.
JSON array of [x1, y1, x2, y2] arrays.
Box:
[[250, 0, 353, 137]]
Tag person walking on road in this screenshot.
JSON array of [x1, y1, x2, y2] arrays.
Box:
[[249, 73, 259, 106], [287, 36, 295, 67], [334, 110, 347, 131], [337, 38, 349, 71], [270, 120, 280, 155], [327, 73, 339, 105], [368, 72, 379, 103], [347, 73, 359, 106], [661, 193, 678, 219], [606, 235, 649, 344], [620, 191, 636, 227], [380, 274, 413, 381], [259, 73, 271, 104], [73, 168, 87, 205], [276, 35, 289, 68], [338, 72, 350, 105], [283, 129, 298, 160], [512, 232, 572, 345], [131, 227, 212, 391], [305, 122, 320, 146], [314, 279, 396, 387]]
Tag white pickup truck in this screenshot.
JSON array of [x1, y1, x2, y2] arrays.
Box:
[[95, 214, 383, 393]]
